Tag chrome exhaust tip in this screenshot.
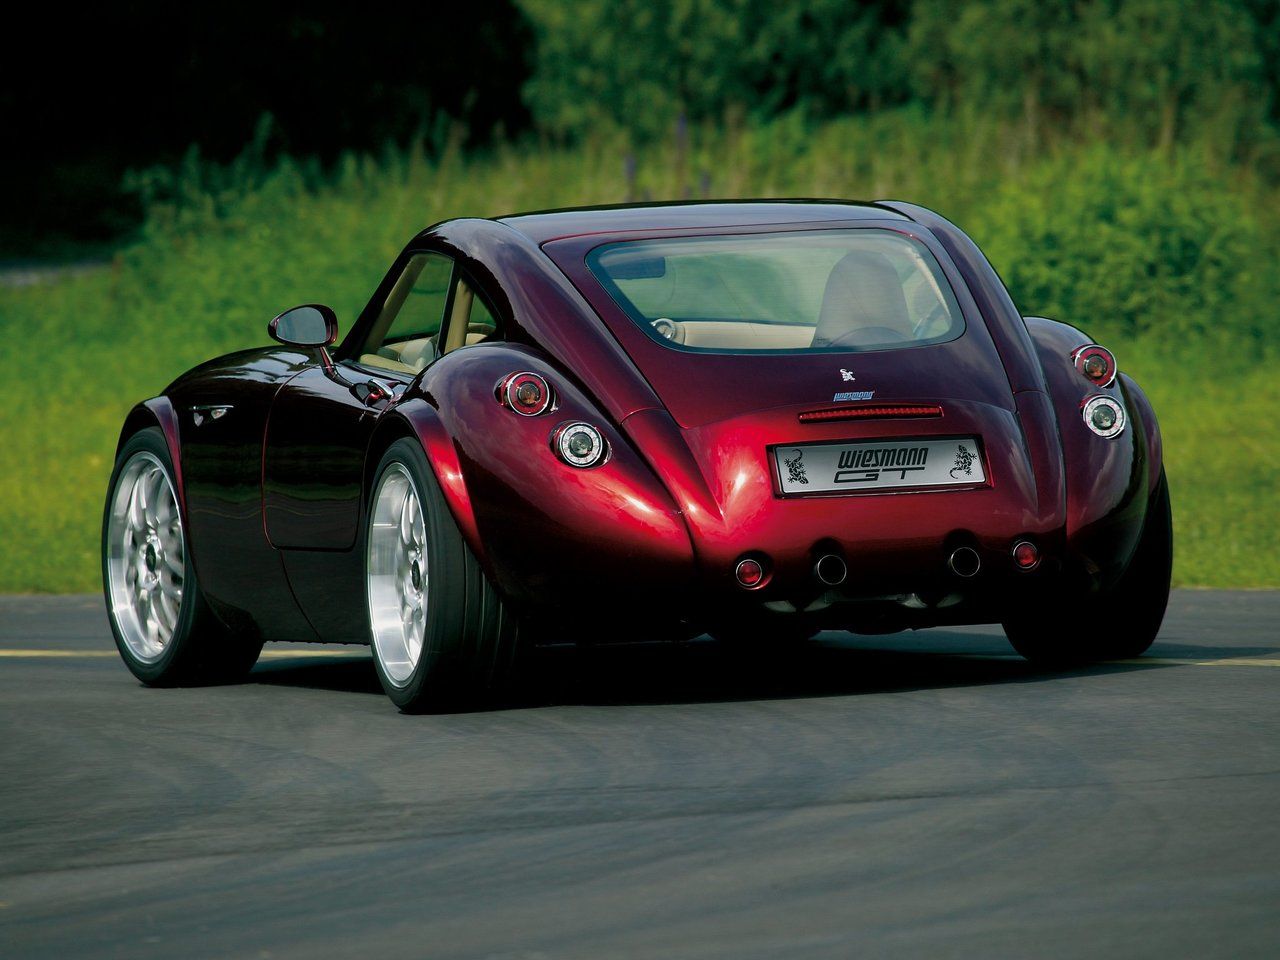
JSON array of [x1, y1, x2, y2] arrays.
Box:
[[814, 553, 848, 586], [948, 546, 981, 578]]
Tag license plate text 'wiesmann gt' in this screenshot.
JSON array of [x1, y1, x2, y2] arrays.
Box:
[[774, 437, 987, 495], [102, 199, 1172, 712]]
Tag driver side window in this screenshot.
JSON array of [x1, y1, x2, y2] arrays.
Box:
[[357, 253, 455, 375]]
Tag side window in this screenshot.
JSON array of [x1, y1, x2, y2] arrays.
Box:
[[357, 252, 455, 375], [440, 273, 503, 354], [468, 291, 499, 342]]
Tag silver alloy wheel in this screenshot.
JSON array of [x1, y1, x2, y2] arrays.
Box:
[[106, 451, 185, 662], [367, 463, 428, 687]]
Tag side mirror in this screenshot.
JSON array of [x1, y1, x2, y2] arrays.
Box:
[[269, 304, 338, 347]]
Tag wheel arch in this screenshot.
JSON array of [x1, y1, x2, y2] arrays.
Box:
[[365, 403, 486, 566], [117, 397, 187, 515]]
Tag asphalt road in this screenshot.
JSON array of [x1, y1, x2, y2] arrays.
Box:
[[2, 591, 1278, 959]]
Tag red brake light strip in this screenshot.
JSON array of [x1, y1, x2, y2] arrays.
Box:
[[798, 403, 943, 424]]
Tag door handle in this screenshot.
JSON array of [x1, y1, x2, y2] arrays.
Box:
[[352, 380, 394, 406]]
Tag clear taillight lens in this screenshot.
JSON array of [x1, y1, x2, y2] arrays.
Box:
[[1082, 396, 1125, 438], [553, 422, 608, 468]]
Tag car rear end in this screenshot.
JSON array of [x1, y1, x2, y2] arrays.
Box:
[[542, 214, 1069, 632]]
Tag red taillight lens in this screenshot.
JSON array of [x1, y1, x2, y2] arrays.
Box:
[[735, 558, 765, 588], [1011, 540, 1040, 571], [1073, 345, 1116, 387], [500, 372, 553, 416]]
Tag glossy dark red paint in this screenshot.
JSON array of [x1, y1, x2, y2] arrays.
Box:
[[112, 200, 1164, 644]]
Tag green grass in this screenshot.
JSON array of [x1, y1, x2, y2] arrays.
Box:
[[1, 112, 1276, 591]]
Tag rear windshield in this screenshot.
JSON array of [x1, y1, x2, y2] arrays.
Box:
[[586, 229, 965, 353]]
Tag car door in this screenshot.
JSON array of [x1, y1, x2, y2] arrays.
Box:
[[262, 251, 457, 552]]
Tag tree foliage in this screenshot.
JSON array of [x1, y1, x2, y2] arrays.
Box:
[[519, 0, 1278, 152], [911, 0, 1268, 150], [516, 0, 909, 140]]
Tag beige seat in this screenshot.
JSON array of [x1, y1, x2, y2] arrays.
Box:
[[811, 251, 915, 348], [358, 352, 419, 376]]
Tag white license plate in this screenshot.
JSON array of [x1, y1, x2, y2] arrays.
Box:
[[773, 437, 985, 494]]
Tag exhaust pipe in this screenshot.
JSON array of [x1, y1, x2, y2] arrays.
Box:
[[814, 553, 848, 586], [948, 546, 981, 578]]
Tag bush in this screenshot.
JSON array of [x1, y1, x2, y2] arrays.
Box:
[[967, 148, 1277, 349]]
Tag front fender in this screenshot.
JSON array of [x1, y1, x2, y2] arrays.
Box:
[[118, 397, 186, 513], [1025, 317, 1158, 587], [389, 343, 696, 612]]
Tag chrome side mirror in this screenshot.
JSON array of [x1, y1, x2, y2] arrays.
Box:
[[268, 304, 338, 347]]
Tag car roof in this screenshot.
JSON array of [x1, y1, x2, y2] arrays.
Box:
[[495, 199, 911, 244]]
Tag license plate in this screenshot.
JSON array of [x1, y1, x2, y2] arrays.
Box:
[[773, 437, 985, 494]]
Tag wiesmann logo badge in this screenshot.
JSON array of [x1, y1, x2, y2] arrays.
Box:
[[833, 367, 874, 401], [834, 445, 929, 484]]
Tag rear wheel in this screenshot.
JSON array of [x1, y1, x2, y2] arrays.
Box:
[[1004, 469, 1172, 665], [103, 427, 262, 685], [365, 439, 518, 712]]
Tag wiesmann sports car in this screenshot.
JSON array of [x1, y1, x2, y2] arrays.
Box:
[[103, 200, 1171, 711]]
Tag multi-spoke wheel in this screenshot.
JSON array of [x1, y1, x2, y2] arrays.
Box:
[[365, 439, 518, 712], [367, 463, 428, 687], [105, 451, 185, 663], [103, 427, 262, 685]]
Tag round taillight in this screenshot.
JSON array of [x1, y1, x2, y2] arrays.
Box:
[[735, 558, 765, 588], [502, 372, 553, 416], [1011, 540, 1040, 571], [553, 422, 608, 468], [1082, 395, 1125, 438], [1073, 345, 1117, 387]]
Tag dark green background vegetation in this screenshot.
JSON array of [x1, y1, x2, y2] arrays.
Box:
[[1, 0, 1277, 591]]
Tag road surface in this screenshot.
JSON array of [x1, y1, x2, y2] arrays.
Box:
[[1, 590, 1278, 958]]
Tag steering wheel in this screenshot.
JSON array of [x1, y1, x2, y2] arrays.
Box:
[[914, 303, 948, 338], [651, 317, 686, 344], [820, 325, 911, 349]]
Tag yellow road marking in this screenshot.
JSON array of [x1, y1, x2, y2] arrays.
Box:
[[0, 648, 366, 659], [1113, 656, 1280, 667], [0, 649, 116, 658]]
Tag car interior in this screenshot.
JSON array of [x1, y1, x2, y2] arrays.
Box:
[[595, 230, 962, 352], [355, 252, 499, 376]]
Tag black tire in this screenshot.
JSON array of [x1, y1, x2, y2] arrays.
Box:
[[102, 427, 263, 686], [1004, 468, 1173, 665], [365, 439, 518, 712]]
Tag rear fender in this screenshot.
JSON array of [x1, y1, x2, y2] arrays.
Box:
[[374, 403, 483, 562], [1025, 316, 1156, 586], [389, 343, 696, 611]]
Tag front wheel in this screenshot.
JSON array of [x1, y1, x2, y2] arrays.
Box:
[[103, 427, 262, 685], [365, 439, 518, 712], [1004, 469, 1173, 665]]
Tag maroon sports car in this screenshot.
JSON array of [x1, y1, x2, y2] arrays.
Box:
[[103, 200, 1171, 711]]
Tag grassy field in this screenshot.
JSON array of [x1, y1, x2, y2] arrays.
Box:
[[1, 114, 1276, 592]]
